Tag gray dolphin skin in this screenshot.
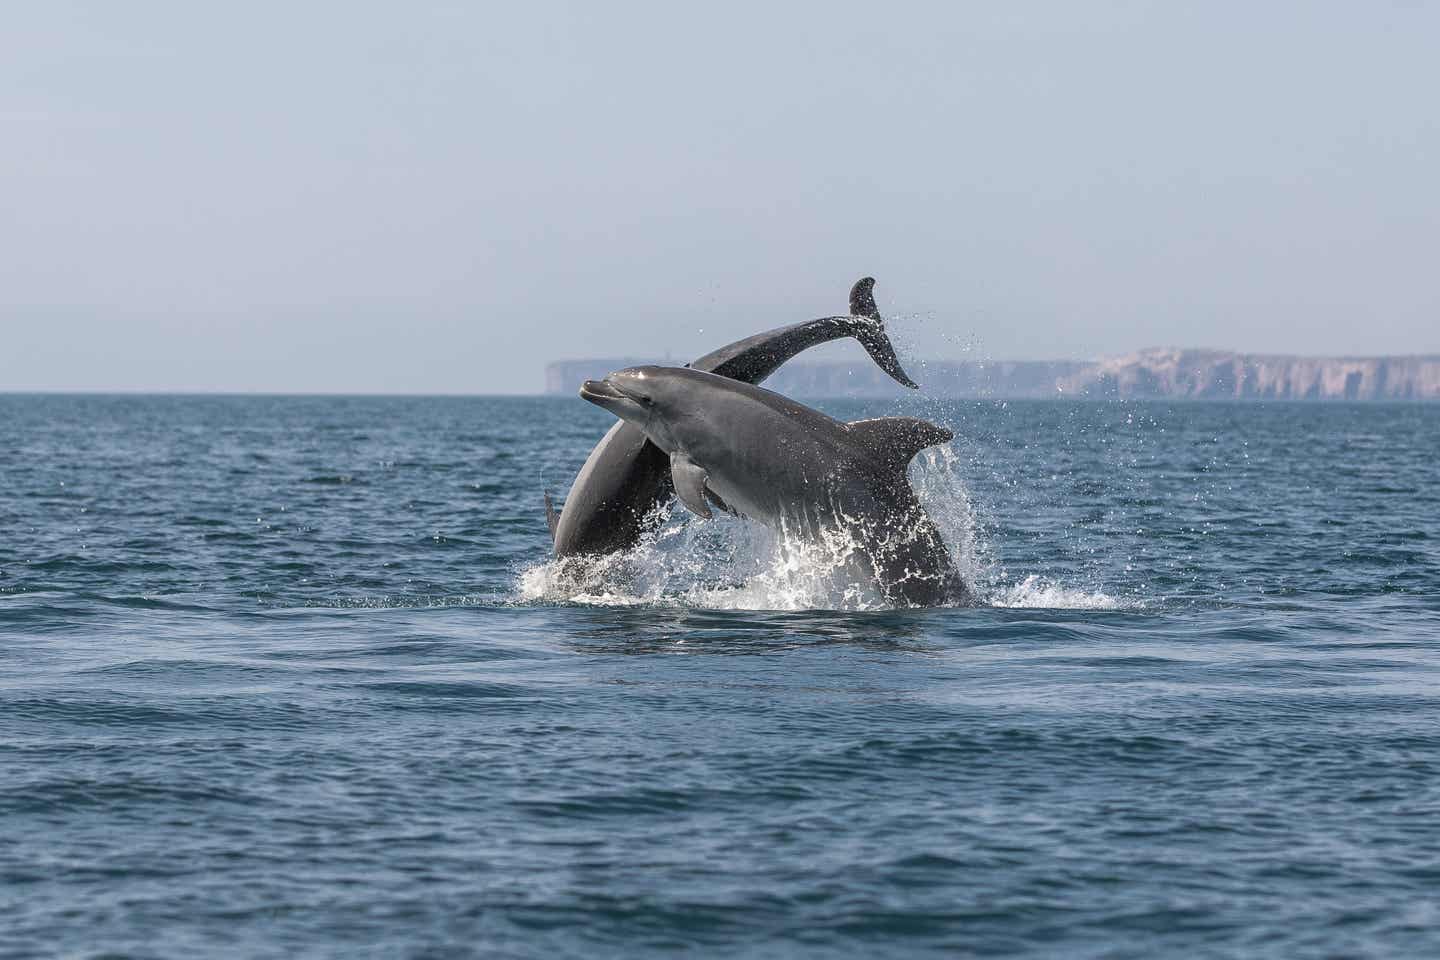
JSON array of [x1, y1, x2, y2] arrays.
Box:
[[579, 366, 971, 607], [547, 278, 918, 558]]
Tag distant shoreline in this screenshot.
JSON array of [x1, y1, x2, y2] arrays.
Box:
[[7, 347, 1440, 400], [547, 349, 1440, 401]]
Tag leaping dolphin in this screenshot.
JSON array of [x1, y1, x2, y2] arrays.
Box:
[[579, 366, 971, 607], [547, 278, 918, 557]]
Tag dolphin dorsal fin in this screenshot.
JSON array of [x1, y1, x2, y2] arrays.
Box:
[[847, 417, 954, 472]]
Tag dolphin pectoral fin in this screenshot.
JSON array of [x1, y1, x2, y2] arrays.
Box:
[[544, 491, 560, 541], [670, 455, 713, 519], [705, 488, 737, 516], [847, 417, 955, 472]]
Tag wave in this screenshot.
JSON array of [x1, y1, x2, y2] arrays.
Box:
[[989, 575, 1131, 610]]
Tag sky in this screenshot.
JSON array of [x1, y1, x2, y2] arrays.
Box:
[[4, 1, 1438, 393]]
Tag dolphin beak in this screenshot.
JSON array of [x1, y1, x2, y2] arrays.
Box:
[[580, 378, 649, 425], [579, 379, 627, 404]]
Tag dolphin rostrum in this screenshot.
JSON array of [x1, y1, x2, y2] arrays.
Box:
[[547, 278, 918, 558], [579, 366, 971, 607]]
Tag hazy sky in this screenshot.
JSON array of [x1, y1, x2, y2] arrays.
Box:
[[5, 1, 1438, 393]]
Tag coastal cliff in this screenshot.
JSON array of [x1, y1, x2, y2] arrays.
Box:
[[1056, 349, 1440, 401]]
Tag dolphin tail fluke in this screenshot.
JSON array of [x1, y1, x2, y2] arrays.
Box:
[[850, 276, 881, 320], [848, 277, 920, 389], [544, 491, 560, 541], [856, 324, 920, 390]]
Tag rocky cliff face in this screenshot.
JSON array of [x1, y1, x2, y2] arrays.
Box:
[[546, 350, 1440, 400], [1059, 349, 1440, 400]]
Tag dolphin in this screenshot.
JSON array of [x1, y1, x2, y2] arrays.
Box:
[[579, 366, 971, 607], [547, 278, 918, 558]]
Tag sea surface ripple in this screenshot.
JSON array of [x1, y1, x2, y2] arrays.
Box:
[[2, 395, 1438, 958]]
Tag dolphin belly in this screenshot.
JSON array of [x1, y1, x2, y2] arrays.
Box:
[[549, 421, 671, 557]]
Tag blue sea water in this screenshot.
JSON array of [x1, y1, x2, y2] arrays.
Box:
[[2, 393, 1438, 958]]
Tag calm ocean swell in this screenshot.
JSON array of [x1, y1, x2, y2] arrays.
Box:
[[2, 395, 1439, 957]]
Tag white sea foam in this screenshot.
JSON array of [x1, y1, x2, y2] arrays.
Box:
[[518, 506, 892, 611], [988, 575, 1128, 610], [518, 444, 1133, 612]]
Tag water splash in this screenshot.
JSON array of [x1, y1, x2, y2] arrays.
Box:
[[519, 442, 1130, 611], [989, 575, 1128, 610], [909, 443, 993, 591], [518, 506, 890, 611]]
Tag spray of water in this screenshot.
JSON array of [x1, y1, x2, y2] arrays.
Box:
[[518, 444, 1128, 611]]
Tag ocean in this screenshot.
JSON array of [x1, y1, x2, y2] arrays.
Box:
[[2, 394, 1438, 957]]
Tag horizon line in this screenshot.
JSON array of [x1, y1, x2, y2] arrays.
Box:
[[5, 389, 1437, 405], [0, 389, 548, 398], [547, 347, 1440, 366]]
